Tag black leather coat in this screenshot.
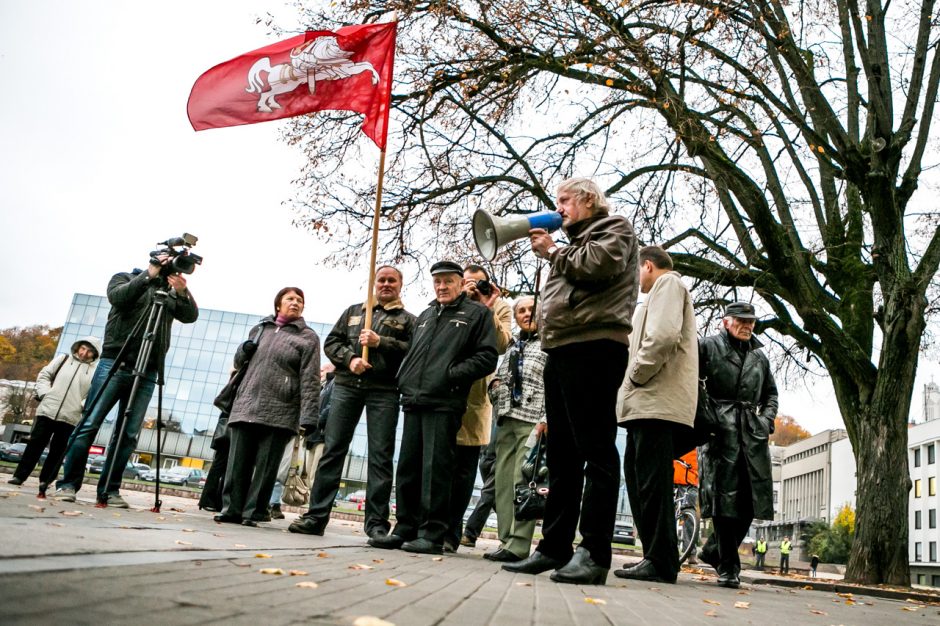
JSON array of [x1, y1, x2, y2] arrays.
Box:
[[698, 330, 779, 520]]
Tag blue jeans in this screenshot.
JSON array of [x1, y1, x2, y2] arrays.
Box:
[[57, 358, 155, 497]]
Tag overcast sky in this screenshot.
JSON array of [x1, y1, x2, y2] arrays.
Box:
[[0, 1, 936, 434]]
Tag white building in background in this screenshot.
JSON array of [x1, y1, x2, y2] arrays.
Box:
[[779, 429, 854, 523], [924, 381, 940, 423], [909, 411, 940, 587]]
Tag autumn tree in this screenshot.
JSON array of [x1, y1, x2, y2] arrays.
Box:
[[770, 414, 812, 446], [0, 326, 63, 381], [279, 0, 940, 584]]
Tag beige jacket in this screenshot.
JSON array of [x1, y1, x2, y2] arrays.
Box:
[[457, 297, 512, 446], [617, 271, 698, 427]]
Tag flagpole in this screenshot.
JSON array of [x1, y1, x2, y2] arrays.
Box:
[[361, 148, 387, 364]]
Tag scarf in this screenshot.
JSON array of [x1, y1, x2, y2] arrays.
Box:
[[508, 331, 538, 407]]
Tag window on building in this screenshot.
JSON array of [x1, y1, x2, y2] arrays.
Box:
[[916, 510, 922, 529], [920, 574, 927, 586], [931, 477, 937, 496], [915, 542, 923, 562], [931, 542, 938, 562], [932, 509, 938, 529], [915, 479, 922, 497], [933, 575, 940, 588], [930, 444, 936, 464], [915, 448, 922, 467]]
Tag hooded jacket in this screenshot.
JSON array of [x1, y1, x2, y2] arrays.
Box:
[[539, 213, 638, 350], [228, 316, 321, 434], [35, 336, 102, 427]]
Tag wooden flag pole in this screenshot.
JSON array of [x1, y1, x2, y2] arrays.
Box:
[[361, 148, 387, 364]]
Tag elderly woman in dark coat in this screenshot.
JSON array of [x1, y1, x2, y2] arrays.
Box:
[[215, 287, 320, 526], [697, 302, 779, 588]]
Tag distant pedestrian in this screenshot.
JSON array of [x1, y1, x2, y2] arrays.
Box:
[[779, 536, 791, 574], [810, 554, 819, 577], [8, 337, 101, 497], [755, 537, 767, 569]]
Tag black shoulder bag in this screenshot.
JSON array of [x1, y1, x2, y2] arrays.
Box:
[[211, 325, 265, 448], [514, 433, 549, 521]]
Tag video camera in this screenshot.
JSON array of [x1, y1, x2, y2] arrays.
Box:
[[150, 233, 203, 277]]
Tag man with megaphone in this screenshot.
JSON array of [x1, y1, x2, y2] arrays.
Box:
[[502, 177, 639, 586]]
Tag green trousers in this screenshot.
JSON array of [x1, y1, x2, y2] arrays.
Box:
[[494, 416, 539, 557]]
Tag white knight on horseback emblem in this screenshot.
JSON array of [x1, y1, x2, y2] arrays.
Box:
[[246, 36, 379, 113]]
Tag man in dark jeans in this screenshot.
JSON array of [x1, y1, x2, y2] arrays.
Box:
[[289, 266, 415, 538], [369, 260, 498, 555], [461, 423, 497, 546], [55, 254, 198, 507]]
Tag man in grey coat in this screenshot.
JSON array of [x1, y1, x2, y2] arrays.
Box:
[[615, 246, 698, 583]]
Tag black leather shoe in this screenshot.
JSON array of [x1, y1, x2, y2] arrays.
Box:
[[501, 550, 566, 575], [402, 538, 444, 555], [367, 528, 389, 540], [698, 547, 720, 571], [270, 504, 285, 520], [213, 514, 243, 524], [614, 558, 675, 583], [289, 517, 326, 536], [368, 534, 406, 550], [7, 477, 24, 486], [550, 547, 608, 585], [242, 519, 258, 527], [443, 541, 457, 554], [483, 548, 523, 563], [717, 570, 741, 588]]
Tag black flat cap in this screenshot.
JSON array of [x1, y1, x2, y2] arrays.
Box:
[[724, 301, 757, 319], [430, 260, 464, 276]]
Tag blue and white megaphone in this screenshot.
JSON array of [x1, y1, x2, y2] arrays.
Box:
[[472, 209, 563, 261]]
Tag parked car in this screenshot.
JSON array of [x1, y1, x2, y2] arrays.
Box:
[[88, 457, 142, 479], [0, 443, 27, 462], [131, 463, 151, 474], [161, 467, 206, 487], [345, 490, 366, 503], [613, 517, 636, 545]]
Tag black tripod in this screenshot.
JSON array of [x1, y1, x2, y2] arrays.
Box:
[[87, 289, 170, 513]]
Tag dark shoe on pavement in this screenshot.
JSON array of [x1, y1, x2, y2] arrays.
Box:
[[242, 519, 258, 527], [7, 477, 24, 486], [550, 547, 608, 585], [483, 548, 523, 563], [443, 540, 457, 554], [213, 514, 243, 525], [460, 535, 476, 548], [717, 570, 741, 588], [402, 538, 444, 555], [368, 534, 406, 550], [501, 550, 566, 575], [288, 516, 326, 536], [614, 558, 675, 583], [270, 504, 285, 520], [367, 528, 389, 540]]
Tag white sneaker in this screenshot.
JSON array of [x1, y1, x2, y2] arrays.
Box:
[[54, 487, 76, 502], [106, 494, 130, 508]]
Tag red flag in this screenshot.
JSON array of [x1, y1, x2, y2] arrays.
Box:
[[187, 22, 396, 149]]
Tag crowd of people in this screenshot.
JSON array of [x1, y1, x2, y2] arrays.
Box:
[[7, 176, 779, 588]]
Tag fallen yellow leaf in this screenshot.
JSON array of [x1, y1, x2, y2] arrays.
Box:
[[175, 540, 192, 545], [584, 598, 606, 605], [289, 570, 308, 576], [901, 606, 920, 612], [802, 585, 814, 590], [704, 610, 718, 617], [59, 510, 82, 517], [352, 617, 392, 626], [372, 559, 384, 564], [703, 599, 721, 606], [255, 553, 272, 558], [295, 581, 319, 589], [515, 582, 532, 587], [182, 528, 194, 533], [349, 564, 375, 570], [385, 578, 407, 587], [432, 557, 444, 562], [259, 568, 284, 575], [317, 552, 330, 558], [733, 601, 750, 609]]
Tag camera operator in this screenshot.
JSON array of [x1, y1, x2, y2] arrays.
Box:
[[55, 254, 198, 506], [443, 264, 511, 552]]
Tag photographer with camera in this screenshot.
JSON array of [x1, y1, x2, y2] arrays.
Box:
[[55, 248, 199, 506], [442, 264, 512, 553]]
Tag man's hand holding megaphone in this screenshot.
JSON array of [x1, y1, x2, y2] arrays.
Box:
[[529, 228, 559, 260]]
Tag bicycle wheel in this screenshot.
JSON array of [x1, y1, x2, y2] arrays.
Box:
[[677, 508, 699, 565]]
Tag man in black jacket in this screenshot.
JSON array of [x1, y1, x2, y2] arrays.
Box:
[[289, 266, 416, 538], [370, 260, 499, 554], [696, 301, 779, 589], [55, 255, 198, 506]]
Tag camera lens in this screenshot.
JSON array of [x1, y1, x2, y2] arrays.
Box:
[[476, 279, 493, 296]]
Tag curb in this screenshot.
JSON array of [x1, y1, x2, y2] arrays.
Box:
[[745, 575, 940, 604]]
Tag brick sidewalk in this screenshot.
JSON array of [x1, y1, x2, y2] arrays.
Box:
[[0, 481, 936, 625]]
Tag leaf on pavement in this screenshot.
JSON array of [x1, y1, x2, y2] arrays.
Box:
[[704, 610, 718, 617], [317, 552, 330, 558], [59, 510, 82, 516], [352, 617, 392, 626], [46, 522, 64, 527], [515, 582, 532, 587], [802, 585, 814, 590], [808, 609, 827, 615], [432, 556, 444, 562], [584, 598, 607, 605], [255, 553, 273, 558], [295, 581, 319, 589], [733, 601, 750, 609], [703, 599, 721, 605], [837, 592, 854, 598], [385, 578, 407, 587], [372, 559, 384, 564], [182, 528, 195, 533], [289, 570, 308, 576], [175, 540, 192, 545], [902, 606, 924, 612], [259, 568, 284, 575], [349, 564, 375, 570]]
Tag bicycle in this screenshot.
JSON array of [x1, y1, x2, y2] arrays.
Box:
[[674, 458, 700, 566]]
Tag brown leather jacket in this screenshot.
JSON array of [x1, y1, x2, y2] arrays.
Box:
[[539, 213, 638, 350]]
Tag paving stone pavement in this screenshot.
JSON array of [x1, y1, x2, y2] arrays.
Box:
[[0, 480, 937, 625]]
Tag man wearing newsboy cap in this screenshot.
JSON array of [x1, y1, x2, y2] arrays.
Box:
[[695, 301, 779, 589], [369, 260, 498, 555]]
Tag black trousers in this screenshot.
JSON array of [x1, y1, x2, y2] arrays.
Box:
[[392, 409, 461, 544], [13, 415, 75, 486], [221, 422, 292, 521], [303, 385, 399, 535], [780, 553, 790, 573], [198, 441, 229, 511], [624, 419, 688, 581], [536, 340, 628, 569], [445, 444, 482, 546], [463, 440, 497, 540]]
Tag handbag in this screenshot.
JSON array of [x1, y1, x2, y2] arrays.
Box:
[[693, 378, 719, 441], [281, 434, 309, 507], [514, 434, 549, 522]]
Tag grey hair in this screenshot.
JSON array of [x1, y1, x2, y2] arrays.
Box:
[[557, 177, 611, 214]]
